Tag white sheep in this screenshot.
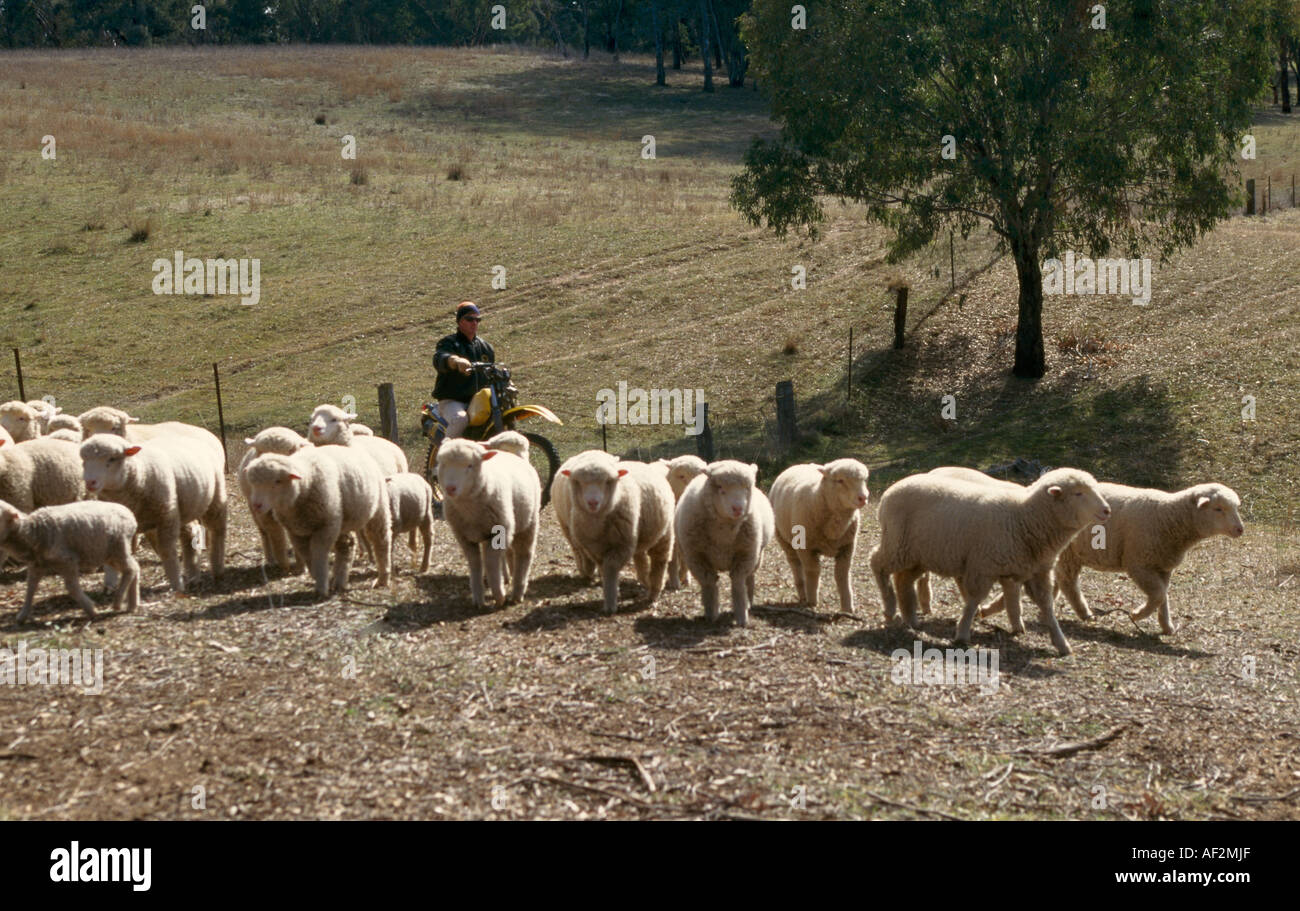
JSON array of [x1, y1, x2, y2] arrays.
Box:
[[46, 429, 83, 443], [914, 467, 1033, 634], [351, 423, 374, 436], [0, 500, 140, 622], [557, 453, 675, 614], [0, 401, 44, 442], [80, 433, 228, 593], [386, 473, 434, 573], [982, 481, 1244, 635], [437, 439, 540, 608], [244, 445, 392, 596], [869, 468, 1111, 656], [47, 413, 82, 436], [770, 458, 871, 613], [238, 427, 311, 572], [674, 460, 774, 626], [0, 425, 11, 447], [658, 454, 707, 591], [485, 430, 530, 459], [0, 437, 83, 512], [27, 399, 61, 434], [308, 404, 409, 475], [550, 450, 617, 583], [76, 406, 225, 464]]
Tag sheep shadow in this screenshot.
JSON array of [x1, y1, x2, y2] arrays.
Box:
[[164, 586, 327, 621], [504, 579, 656, 633], [842, 621, 1069, 680], [1054, 615, 1214, 659], [525, 571, 600, 600], [378, 574, 505, 629], [751, 601, 848, 633], [631, 613, 736, 649]]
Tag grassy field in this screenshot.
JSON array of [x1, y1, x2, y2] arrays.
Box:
[[0, 45, 1297, 819]]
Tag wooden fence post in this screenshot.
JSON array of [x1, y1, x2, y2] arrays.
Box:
[[378, 383, 398, 444], [12, 349, 24, 401], [1246, 178, 1256, 216], [847, 327, 853, 402], [775, 380, 796, 451], [893, 284, 909, 349], [211, 363, 228, 472], [694, 402, 714, 462]]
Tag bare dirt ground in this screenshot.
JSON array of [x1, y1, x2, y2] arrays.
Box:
[[2, 491, 1296, 820]]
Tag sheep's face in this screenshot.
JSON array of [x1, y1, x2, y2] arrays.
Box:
[[0, 402, 38, 442], [437, 440, 494, 500], [78, 407, 135, 439], [245, 427, 309, 457], [309, 406, 355, 444], [80, 435, 141, 495], [1040, 469, 1111, 527], [245, 455, 301, 515], [564, 463, 626, 515], [666, 458, 707, 499], [1193, 485, 1244, 539], [820, 459, 870, 511], [704, 462, 758, 521]]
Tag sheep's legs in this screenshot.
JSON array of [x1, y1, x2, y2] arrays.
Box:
[[17, 569, 44, 623], [833, 544, 856, 614], [666, 543, 683, 592], [364, 516, 391, 589], [113, 555, 141, 613], [954, 578, 995, 646], [483, 544, 507, 607], [644, 536, 671, 606], [418, 519, 433, 573], [331, 533, 355, 593], [155, 523, 185, 593], [797, 551, 821, 608], [507, 521, 537, 605], [633, 552, 651, 589], [1025, 572, 1071, 656], [1000, 579, 1025, 634], [62, 570, 98, 619], [306, 530, 334, 596], [779, 537, 807, 602], [894, 569, 922, 629], [206, 508, 227, 582], [730, 568, 752, 627], [1129, 568, 1174, 634], [179, 523, 199, 585], [600, 554, 625, 614], [869, 546, 897, 622], [916, 573, 931, 615], [697, 569, 721, 622], [459, 537, 485, 607], [1056, 556, 1092, 620]]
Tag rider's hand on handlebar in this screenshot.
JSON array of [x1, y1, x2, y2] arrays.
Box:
[[448, 355, 472, 375]]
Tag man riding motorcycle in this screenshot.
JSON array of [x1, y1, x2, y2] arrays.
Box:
[[432, 301, 494, 439]]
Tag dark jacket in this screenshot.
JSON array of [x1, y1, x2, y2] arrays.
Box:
[[433, 330, 495, 402]]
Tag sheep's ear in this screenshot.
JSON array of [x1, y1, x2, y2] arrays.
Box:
[[244, 437, 256, 445], [1047, 485, 1063, 498], [1196, 495, 1211, 509], [344, 412, 358, 420], [126, 416, 140, 424], [385, 476, 394, 483], [816, 465, 827, 476], [617, 468, 629, 478], [560, 469, 571, 477], [288, 473, 302, 481], [124, 445, 142, 457], [482, 450, 499, 461]]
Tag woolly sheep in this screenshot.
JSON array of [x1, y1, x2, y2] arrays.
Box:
[[0, 437, 83, 513], [47, 413, 82, 436], [0, 500, 140, 622], [550, 450, 617, 582], [0, 425, 11, 447], [386, 473, 434, 573], [77, 406, 225, 464], [0, 401, 43, 442], [308, 404, 409, 475], [485, 430, 530, 459], [770, 458, 871, 613], [557, 453, 675, 614], [80, 432, 227, 593], [437, 439, 540, 607], [982, 481, 1244, 635], [238, 427, 311, 572], [47, 429, 83, 443], [869, 468, 1111, 656], [351, 423, 374, 436], [915, 467, 1033, 634], [27, 399, 61, 434], [659, 454, 707, 591], [674, 460, 775, 626], [244, 445, 391, 596]]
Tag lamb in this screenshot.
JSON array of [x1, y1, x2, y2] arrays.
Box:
[[80, 433, 228, 593], [556, 453, 675, 614], [244, 445, 391, 596], [674, 460, 775, 626], [0, 401, 44, 442], [76, 406, 225, 463], [869, 468, 1111, 656], [386, 473, 434, 573], [550, 450, 618, 582], [981, 481, 1244, 635], [914, 467, 1033, 634], [47, 413, 82, 436], [238, 427, 311, 572], [658, 454, 707, 591], [485, 430, 530, 459], [0, 437, 84, 512], [0, 500, 140, 622], [770, 458, 871, 613], [436, 439, 540, 608], [308, 404, 409, 475]]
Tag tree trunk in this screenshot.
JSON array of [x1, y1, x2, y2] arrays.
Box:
[[581, 1, 590, 59], [652, 1, 666, 85], [1282, 43, 1292, 114], [699, 1, 713, 92], [611, 0, 623, 61], [1012, 240, 1046, 378], [672, 19, 683, 69], [708, 0, 723, 70]]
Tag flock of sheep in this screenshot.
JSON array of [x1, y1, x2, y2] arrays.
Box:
[[0, 397, 1246, 657]]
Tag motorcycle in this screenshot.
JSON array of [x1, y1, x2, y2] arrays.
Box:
[[420, 361, 562, 514]]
